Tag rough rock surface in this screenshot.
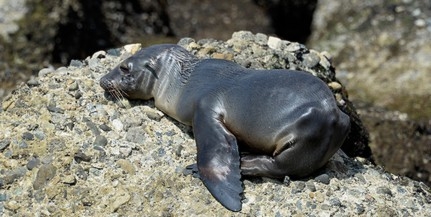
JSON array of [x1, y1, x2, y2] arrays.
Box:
[[1, 32, 429, 216], [309, 0, 431, 188], [166, 0, 273, 40], [0, 0, 318, 102], [0, 0, 175, 101], [308, 0, 431, 120], [357, 104, 431, 186]]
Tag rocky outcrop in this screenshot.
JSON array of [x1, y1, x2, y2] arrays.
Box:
[[0, 0, 175, 100], [309, 0, 431, 120], [1, 32, 429, 216], [166, 0, 273, 40], [308, 0, 431, 187], [0, 0, 318, 102]]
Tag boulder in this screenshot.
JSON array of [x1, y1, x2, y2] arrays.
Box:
[[308, 0, 431, 187], [1, 32, 429, 215]]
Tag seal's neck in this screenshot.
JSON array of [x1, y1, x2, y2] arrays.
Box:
[[151, 47, 198, 117]]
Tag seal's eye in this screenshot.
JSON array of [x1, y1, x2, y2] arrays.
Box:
[[120, 64, 129, 74]]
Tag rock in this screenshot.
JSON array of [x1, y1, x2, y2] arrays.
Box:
[[309, 1, 431, 186], [1, 167, 27, 186], [125, 127, 146, 144], [309, 0, 431, 120], [116, 159, 136, 175], [74, 150, 92, 163], [93, 135, 108, 147], [22, 132, 34, 141], [111, 119, 124, 131], [0, 33, 429, 216], [314, 174, 330, 185], [357, 104, 431, 186], [166, 0, 273, 40], [99, 124, 112, 132], [26, 157, 41, 170], [0, 139, 11, 151], [33, 164, 57, 190]]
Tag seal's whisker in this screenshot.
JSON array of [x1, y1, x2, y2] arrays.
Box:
[[117, 87, 129, 97], [111, 89, 123, 102]]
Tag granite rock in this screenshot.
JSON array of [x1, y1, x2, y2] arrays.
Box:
[[1, 32, 429, 216]]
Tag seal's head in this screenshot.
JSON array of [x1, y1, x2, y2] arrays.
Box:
[[100, 44, 183, 100]]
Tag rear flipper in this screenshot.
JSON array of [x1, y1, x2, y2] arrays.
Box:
[[240, 135, 333, 178]]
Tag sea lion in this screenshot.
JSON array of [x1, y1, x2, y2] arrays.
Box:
[[99, 44, 351, 212]]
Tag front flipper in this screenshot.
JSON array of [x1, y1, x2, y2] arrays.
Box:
[[192, 105, 243, 212]]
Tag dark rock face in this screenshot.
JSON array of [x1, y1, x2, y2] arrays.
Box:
[[166, 0, 273, 40], [309, 0, 431, 186], [358, 104, 431, 186], [308, 0, 431, 120], [1, 0, 319, 101], [254, 0, 318, 43], [0, 0, 175, 100]]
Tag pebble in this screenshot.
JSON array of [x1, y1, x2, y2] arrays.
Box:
[[255, 33, 268, 45], [376, 186, 393, 196], [232, 31, 255, 41], [285, 42, 305, 52], [0, 139, 11, 150], [267, 36, 282, 50], [88, 58, 100, 70], [38, 67, 55, 77], [74, 150, 92, 163], [69, 59, 84, 68], [302, 52, 321, 68], [62, 173, 77, 185], [123, 43, 141, 54], [143, 107, 164, 121], [33, 164, 57, 190], [33, 130, 45, 140], [68, 81, 79, 91], [328, 198, 342, 207], [116, 159, 136, 175], [22, 132, 34, 141], [4, 200, 20, 211], [26, 76, 40, 86], [283, 176, 291, 186], [125, 127, 146, 143], [99, 124, 112, 132], [47, 105, 64, 114], [355, 203, 365, 214], [2, 167, 27, 185], [306, 181, 317, 192], [292, 181, 306, 193], [0, 193, 7, 201], [315, 174, 330, 184], [93, 135, 108, 147], [84, 118, 101, 136], [91, 50, 107, 59], [328, 82, 342, 91], [26, 157, 40, 170], [112, 119, 124, 131]]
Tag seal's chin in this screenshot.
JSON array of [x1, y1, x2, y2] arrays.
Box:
[[126, 91, 152, 100]]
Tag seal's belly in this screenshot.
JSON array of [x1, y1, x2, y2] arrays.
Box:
[[221, 70, 337, 155]]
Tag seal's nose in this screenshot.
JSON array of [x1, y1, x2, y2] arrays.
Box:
[[99, 76, 114, 91]]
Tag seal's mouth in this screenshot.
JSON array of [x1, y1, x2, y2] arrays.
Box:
[[100, 78, 128, 101]]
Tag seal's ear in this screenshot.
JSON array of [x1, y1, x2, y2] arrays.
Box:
[[144, 62, 159, 79]]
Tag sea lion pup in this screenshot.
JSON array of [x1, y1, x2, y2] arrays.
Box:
[[100, 44, 351, 211]]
